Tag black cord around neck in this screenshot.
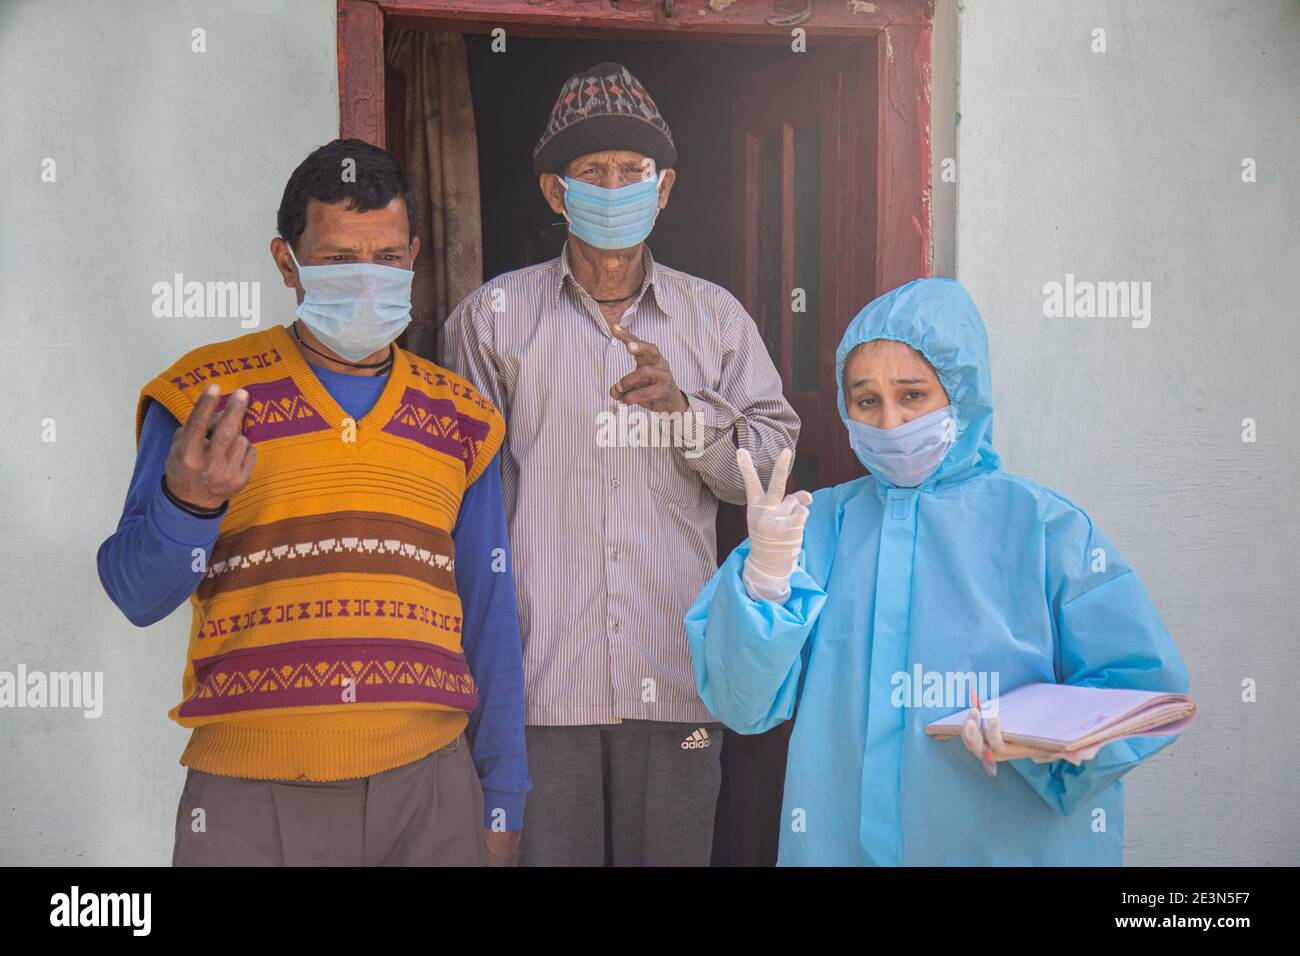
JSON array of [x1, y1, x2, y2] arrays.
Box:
[[586, 260, 646, 305], [291, 322, 393, 374]]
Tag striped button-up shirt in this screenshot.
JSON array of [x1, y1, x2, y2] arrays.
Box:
[[444, 241, 799, 725]]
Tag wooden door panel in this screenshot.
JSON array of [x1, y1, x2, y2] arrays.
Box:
[[731, 69, 854, 494]]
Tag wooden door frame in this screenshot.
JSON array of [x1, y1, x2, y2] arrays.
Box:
[[338, 0, 933, 302]]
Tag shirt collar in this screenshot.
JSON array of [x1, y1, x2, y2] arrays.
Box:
[[552, 240, 668, 318]]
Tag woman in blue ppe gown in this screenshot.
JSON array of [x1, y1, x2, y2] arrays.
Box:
[[685, 277, 1190, 866]]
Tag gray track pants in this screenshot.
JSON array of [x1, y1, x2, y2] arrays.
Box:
[[520, 720, 725, 867]]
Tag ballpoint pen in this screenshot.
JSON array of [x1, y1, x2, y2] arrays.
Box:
[[972, 686, 997, 778]]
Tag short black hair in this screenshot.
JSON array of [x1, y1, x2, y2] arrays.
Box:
[[276, 138, 418, 252]]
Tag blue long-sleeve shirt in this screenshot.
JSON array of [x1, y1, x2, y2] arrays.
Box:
[[97, 362, 530, 829]]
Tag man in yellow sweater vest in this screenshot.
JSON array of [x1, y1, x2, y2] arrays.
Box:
[[98, 140, 530, 866]]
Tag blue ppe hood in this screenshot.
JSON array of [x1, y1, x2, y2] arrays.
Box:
[[834, 277, 1002, 488]]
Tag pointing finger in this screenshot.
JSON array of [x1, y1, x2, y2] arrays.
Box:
[[611, 324, 639, 351], [627, 339, 662, 368], [613, 325, 664, 368]]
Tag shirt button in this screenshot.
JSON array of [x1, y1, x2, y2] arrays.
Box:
[[611, 622, 621, 632], [611, 477, 620, 489], [610, 550, 619, 562]]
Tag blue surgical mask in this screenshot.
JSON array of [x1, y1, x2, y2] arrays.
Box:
[[847, 404, 957, 488], [287, 243, 413, 362], [560, 170, 666, 249]]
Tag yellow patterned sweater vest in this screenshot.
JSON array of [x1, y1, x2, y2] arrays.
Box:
[[136, 324, 505, 781]]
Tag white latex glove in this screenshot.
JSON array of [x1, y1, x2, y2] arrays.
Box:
[[960, 711, 1104, 766], [738, 447, 813, 602]]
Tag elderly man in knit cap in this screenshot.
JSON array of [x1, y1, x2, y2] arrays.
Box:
[[445, 62, 799, 866]]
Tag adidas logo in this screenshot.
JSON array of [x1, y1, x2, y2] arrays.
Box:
[[680, 727, 711, 750]]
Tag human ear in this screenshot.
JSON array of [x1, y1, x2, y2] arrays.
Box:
[[539, 172, 566, 215]]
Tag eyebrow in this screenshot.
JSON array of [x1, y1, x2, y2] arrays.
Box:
[[848, 377, 932, 388], [314, 245, 408, 254]]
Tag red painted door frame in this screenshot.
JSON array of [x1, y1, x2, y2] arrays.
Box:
[[337, 0, 934, 299]]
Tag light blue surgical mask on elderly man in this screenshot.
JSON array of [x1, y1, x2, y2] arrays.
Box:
[[286, 242, 413, 362], [560, 169, 668, 250]]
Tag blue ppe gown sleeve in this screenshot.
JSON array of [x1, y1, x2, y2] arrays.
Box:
[[452, 456, 531, 831], [685, 531, 831, 735], [1008, 499, 1191, 816]]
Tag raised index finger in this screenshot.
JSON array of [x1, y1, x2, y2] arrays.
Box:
[[179, 385, 221, 451], [612, 325, 662, 368]]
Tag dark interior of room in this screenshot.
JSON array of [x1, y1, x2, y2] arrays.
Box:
[[463, 32, 800, 286]]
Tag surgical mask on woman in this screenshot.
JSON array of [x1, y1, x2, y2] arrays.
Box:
[[286, 242, 413, 362], [846, 404, 957, 488], [560, 169, 667, 249]]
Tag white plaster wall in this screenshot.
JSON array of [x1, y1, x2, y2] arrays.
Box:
[[949, 0, 1299, 864], [0, 0, 338, 865]]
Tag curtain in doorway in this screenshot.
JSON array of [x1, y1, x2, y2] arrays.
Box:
[[385, 29, 482, 361]]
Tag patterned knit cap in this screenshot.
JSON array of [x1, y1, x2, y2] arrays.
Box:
[[533, 62, 676, 177]]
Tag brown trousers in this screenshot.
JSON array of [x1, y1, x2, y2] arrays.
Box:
[[172, 733, 485, 866]]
